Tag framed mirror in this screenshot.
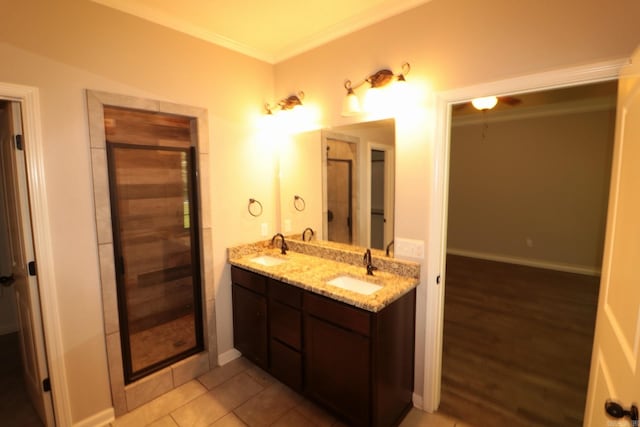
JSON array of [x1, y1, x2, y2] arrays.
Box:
[[280, 118, 395, 254]]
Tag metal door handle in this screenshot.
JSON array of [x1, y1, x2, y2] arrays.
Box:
[[605, 400, 639, 422], [0, 275, 15, 287]]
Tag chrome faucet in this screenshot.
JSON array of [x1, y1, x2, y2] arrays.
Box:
[[271, 233, 288, 255], [302, 227, 315, 242], [363, 249, 378, 276]]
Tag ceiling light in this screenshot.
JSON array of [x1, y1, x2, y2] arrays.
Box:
[[471, 96, 498, 111]]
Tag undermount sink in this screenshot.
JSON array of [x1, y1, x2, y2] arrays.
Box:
[[326, 275, 383, 295], [249, 255, 287, 267]]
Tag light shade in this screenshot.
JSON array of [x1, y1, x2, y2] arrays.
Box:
[[471, 96, 498, 110], [363, 86, 386, 113], [342, 88, 361, 116]]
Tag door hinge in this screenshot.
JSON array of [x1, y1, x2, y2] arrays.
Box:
[[28, 261, 36, 276], [42, 377, 51, 392], [15, 134, 23, 151]]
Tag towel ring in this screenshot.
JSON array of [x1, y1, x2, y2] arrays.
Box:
[[248, 198, 263, 217], [294, 195, 306, 212]]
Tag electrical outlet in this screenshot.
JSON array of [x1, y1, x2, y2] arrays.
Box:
[[284, 219, 292, 233], [526, 237, 534, 248], [261, 223, 268, 236], [394, 238, 425, 259]]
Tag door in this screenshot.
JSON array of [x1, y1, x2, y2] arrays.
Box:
[[327, 159, 353, 244], [583, 47, 640, 426], [368, 144, 395, 251], [370, 149, 385, 249], [231, 283, 267, 369], [106, 138, 204, 383], [304, 314, 370, 426], [0, 102, 54, 425]]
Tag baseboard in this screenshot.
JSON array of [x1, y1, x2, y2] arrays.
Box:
[[218, 348, 241, 366], [73, 407, 114, 427], [412, 392, 424, 410], [447, 248, 601, 276]]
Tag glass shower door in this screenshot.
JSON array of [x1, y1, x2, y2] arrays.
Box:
[[107, 143, 203, 383], [327, 158, 353, 244]]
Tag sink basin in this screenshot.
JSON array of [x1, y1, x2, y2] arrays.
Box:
[[250, 255, 287, 267], [326, 275, 383, 295]]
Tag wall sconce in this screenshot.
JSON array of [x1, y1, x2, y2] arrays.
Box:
[[265, 91, 304, 115], [342, 63, 410, 116]]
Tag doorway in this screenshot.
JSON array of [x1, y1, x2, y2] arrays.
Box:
[[370, 149, 385, 249], [326, 138, 357, 244], [439, 81, 617, 426], [0, 100, 52, 426]]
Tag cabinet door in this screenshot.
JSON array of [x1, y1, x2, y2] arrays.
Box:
[[232, 283, 268, 368], [305, 315, 370, 426]]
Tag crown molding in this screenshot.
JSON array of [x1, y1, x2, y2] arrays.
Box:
[[272, 0, 432, 63], [92, 0, 432, 64], [91, 0, 274, 62]]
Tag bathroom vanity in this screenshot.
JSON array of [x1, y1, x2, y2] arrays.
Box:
[[228, 239, 419, 427]]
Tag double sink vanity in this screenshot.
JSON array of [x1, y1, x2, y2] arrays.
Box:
[[228, 236, 420, 427]]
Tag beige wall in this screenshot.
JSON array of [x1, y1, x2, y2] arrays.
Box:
[[280, 130, 324, 237], [448, 108, 615, 272], [0, 0, 639, 422], [274, 0, 640, 402], [0, 0, 274, 423]]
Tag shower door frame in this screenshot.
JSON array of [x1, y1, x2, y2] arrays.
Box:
[[106, 142, 204, 384]]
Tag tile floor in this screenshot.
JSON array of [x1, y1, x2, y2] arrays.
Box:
[[109, 357, 473, 427]]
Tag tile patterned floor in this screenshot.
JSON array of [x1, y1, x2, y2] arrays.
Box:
[[109, 357, 473, 427]]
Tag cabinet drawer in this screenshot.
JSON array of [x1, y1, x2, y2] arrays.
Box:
[[270, 339, 302, 391], [270, 300, 301, 349], [231, 266, 267, 295], [269, 279, 302, 308], [304, 292, 370, 337]]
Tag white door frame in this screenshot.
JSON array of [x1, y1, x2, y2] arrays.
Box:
[[0, 82, 71, 426], [422, 58, 628, 412]]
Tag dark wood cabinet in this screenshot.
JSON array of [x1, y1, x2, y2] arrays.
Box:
[[268, 278, 303, 391], [231, 265, 416, 427], [305, 311, 371, 424], [231, 268, 268, 369]]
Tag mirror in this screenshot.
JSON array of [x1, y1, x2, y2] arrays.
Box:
[[280, 118, 395, 254]]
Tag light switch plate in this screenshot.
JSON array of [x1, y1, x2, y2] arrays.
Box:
[[261, 223, 268, 236], [284, 219, 292, 233], [394, 237, 425, 259]]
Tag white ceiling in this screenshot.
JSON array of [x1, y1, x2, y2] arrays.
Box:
[[91, 0, 431, 64]]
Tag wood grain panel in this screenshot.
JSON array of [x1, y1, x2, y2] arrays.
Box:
[[105, 106, 192, 148]]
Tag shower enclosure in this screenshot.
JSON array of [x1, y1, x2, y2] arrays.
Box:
[[105, 106, 204, 383]]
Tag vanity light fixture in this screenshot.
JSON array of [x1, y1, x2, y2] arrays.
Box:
[[342, 62, 410, 116], [265, 91, 304, 115], [471, 96, 498, 111]]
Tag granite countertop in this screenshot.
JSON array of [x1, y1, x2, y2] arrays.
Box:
[[228, 242, 420, 312]]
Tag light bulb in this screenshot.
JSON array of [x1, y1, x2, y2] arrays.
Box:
[[471, 96, 498, 110]]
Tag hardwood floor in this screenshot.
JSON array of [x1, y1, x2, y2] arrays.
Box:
[[440, 255, 599, 427], [0, 332, 43, 427]]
